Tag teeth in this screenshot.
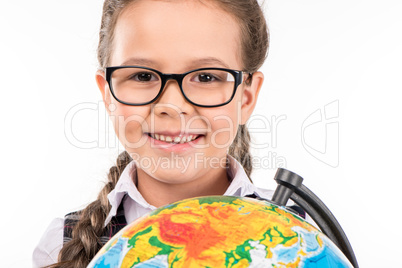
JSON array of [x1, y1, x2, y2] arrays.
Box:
[[150, 134, 199, 143]]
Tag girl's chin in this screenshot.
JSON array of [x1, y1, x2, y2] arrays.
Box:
[[141, 168, 202, 184]]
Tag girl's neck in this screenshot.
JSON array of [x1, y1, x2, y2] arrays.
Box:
[[135, 166, 231, 208]]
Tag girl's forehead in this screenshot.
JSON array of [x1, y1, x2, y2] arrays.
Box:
[[111, 0, 243, 71]]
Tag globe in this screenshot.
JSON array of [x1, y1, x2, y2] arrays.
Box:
[[87, 196, 353, 268]]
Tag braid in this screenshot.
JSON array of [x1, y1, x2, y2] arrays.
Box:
[[228, 125, 253, 180], [48, 151, 132, 268]]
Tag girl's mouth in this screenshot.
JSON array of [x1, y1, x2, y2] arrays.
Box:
[[146, 133, 204, 144]]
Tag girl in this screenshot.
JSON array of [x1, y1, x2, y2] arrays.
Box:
[[33, 0, 269, 266]]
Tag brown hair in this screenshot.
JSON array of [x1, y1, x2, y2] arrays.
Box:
[[51, 0, 268, 266]]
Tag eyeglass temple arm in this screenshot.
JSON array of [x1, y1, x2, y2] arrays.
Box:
[[271, 168, 359, 268]]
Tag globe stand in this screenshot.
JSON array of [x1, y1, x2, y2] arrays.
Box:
[[271, 168, 359, 268]]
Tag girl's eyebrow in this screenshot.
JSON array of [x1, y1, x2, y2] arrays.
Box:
[[187, 57, 230, 69], [119, 57, 230, 69], [120, 58, 157, 67]]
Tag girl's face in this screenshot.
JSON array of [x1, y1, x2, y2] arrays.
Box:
[[97, 0, 263, 188]]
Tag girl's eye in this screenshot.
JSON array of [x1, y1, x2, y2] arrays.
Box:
[[129, 72, 158, 82], [196, 74, 215, 83]]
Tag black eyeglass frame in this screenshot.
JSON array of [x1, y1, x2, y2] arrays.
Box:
[[105, 66, 251, 108]]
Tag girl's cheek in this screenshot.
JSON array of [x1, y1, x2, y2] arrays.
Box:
[[208, 105, 241, 149], [110, 107, 148, 149], [210, 119, 238, 150], [123, 120, 144, 143]]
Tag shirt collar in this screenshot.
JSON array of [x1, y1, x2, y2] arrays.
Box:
[[105, 160, 155, 226], [224, 155, 260, 197], [105, 154, 261, 226]]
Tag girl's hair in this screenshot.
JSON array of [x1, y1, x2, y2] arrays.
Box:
[[52, 0, 268, 266]]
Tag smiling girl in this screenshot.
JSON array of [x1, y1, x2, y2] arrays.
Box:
[[33, 0, 270, 267]]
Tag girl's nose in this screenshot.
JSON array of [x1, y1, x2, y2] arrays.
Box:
[[152, 80, 194, 118]]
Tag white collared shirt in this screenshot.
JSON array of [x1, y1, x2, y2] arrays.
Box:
[[32, 156, 280, 267]]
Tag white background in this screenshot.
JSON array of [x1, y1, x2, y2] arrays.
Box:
[[1, 0, 401, 267]]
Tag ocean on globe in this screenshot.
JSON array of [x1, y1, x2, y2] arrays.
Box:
[[87, 196, 353, 268]]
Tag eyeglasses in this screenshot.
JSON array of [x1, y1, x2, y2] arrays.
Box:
[[105, 66, 250, 107]]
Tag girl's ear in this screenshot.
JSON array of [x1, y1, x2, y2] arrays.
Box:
[[95, 70, 112, 115], [240, 71, 264, 124]]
